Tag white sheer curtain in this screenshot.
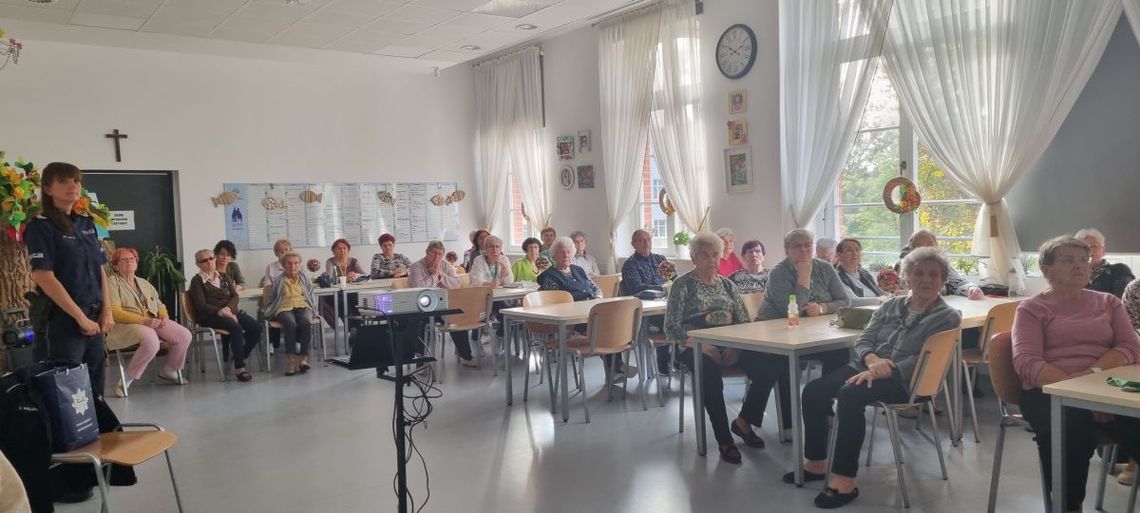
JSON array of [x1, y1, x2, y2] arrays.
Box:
[[510, 47, 551, 231], [883, 0, 1120, 285], [473, 46, 549, 237], [1125, 0, 1140, 47], [779, 0, 894, 230], [474, 58, 516, 236], [598, 11, 660, 271], [650, 0, 709, 234]]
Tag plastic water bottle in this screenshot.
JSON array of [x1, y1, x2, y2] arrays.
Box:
[[787, 294, 800, 327]]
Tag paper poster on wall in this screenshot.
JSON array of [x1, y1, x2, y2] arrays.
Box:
[[108, 211, 135, 231], [223, 181, 460, 250]]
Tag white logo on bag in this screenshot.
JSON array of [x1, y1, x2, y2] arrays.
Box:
[[71, 388, 89, 416], [29, 252, 44, 259]]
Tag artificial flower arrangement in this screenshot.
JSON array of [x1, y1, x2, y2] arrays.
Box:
[[0, 152, 111, 242]]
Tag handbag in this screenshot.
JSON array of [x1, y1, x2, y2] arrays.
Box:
[[835, 307, 874, 330], [33, 363, 100, 452]]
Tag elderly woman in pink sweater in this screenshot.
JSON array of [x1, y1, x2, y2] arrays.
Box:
[[1012, 235, 1140, 513]]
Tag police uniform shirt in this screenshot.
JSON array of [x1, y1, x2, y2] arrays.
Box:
[[25, 214, 106, 308]]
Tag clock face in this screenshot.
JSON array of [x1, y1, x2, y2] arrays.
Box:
[[716, 24, 756, 79]]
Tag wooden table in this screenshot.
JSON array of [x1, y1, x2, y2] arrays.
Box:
[[500, 297, 668, 420], [1043, 364, 1140, 513], [688, 316, 862, 485]]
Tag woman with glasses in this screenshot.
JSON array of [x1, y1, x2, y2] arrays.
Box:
[[1013, 236, 1140, 513], [189, 248, 262, 382]]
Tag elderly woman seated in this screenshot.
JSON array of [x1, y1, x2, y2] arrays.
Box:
[[1013, 236, 1140, 513], [667, 233, 778, 464], [538, 236, 636, 380], [189, 248, 262, 382], [900, 229, 983, 300], [409, 240, 478, 367], [1076, 228, 1134, 298], [105, 247, 193, 397], [729, 239, 769, 294], [512, 237, 546, 283], [570, 230, 601, 277], [716, 228, 744, 277], [469, 234, 514, 287], [370, 233, 412, 279], [788, 247, 961, 508], [834, 238, 885, 306], [263, 251, 319, 376], [260, 239, 293, 287]]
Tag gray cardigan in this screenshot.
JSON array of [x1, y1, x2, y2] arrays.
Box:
[[261, 272, 318, 318], [757, 258, 851, 321], [850, 295, 961, 391]]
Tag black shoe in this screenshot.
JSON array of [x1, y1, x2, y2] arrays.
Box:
[[53, 486, 94, 504], [814, 487, 859, 509], [783, 470, 826, 485], [719, 443, 742, 464], [731, 421, 766, 449]]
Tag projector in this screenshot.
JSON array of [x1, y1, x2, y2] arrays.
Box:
[[357, 288, 449, 315]]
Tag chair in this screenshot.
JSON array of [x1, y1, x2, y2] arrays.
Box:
[[520, 290, 574, 406], [436, 286, 493, 383], [259, 285, 325, 373], [985, 332, 1126, 513], [592, 273, 622, 298], [180, 291, 227, 382], [835, 327, 959, 508], [741, 292, 765, 321], [561, 298, 645, 423], [51, 423, 184, 513], [961, 301, 1017, 442]]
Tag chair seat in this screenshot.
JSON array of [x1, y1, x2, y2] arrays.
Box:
[[963, 348, 984, 365], [265, 319, 320, 329], [566, 335, 630, 355], [647, 333, 669, 346], [54, 431, 178, 467], [195, 327, 230, 336], [442, 321, 486, 332]]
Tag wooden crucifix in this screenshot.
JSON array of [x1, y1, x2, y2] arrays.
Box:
[[104, 129, 128, 162]]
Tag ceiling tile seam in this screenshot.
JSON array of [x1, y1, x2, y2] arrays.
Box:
[[136, 0, 178, 33], [319, 11, 403, 51], [264, 0, 345, 44], [370, 10, 466, 55], [204, 0, 259, 38]]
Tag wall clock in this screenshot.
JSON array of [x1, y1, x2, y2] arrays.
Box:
[[716, 24, 756, 79]]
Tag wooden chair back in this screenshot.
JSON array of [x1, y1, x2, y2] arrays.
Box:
[[459, 273, 471, 287], [592, 274, 622, 298], [522, 290, 573, 335], [907, 328, 960, 399], [181, 291, 199, 325], [978, 302, 1018, 358], [585, 298, 642, 352], [741, 292, 765, 321], [986, 332, 1022, 406], [444, 286, 491, 326], [389, 277, 410, 289]]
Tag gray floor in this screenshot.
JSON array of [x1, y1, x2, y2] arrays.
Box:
[[57, 340, 1137, 513]]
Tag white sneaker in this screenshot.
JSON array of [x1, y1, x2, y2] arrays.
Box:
[[113, 379, 129, 398], [157, 368, 188, 385]]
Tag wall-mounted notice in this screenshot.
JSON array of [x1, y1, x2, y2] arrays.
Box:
[[222, 182, 461, 250], [108, 211, 135, 231]]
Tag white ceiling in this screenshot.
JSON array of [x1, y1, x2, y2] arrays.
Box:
[[0, 0, 636, 66]]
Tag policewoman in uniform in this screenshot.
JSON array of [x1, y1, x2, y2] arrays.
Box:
[[26, 162, 114, 398]]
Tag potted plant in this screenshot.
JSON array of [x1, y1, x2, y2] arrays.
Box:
[[673, 231, 692, 259], [139, 246, 186, 320]]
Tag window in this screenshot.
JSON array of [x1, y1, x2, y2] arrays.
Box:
[[636, 137, 678, 253], [507, 169, 529, 250], [832, 62, 981, 271]]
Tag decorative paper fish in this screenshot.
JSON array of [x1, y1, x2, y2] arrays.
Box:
[[430, 194, 448, 206], [212, 190, 238, 207], [377, 191, 395, 205], [260, 197, 287, 210], [450, 190, 466, 202], [299, 190, 323, 204]]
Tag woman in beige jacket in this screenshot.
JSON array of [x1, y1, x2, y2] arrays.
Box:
[[105, 247, 192, 397]]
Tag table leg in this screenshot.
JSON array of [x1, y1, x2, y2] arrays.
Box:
[[950, 332, 963, 445], [789, 352, 804, 486], [505, 319, 514, 406], [559, 324, 569, 422], [333, 291, 342, 357], [1050, 395, 1064, 513], [693, 339, 706, 456]]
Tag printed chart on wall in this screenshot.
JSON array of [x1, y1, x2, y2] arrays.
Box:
[[222, 182, 460, 250]]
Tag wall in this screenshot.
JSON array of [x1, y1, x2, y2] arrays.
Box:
[[0, 38, 478, 279], [1007, 16, 1140, 252], [538, 0, 784, 270]]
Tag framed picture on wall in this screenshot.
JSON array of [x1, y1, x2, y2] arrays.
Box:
[[560, 165, 575, 190], [724, 147, 753, 193], [556, 136, 575, 161], [727, 118, 748, 146], [577, 165, 595, 189], [729, 89, 747, 114], [578, 130, 592, 153]]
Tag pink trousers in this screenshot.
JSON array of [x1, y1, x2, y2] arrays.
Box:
[[127, 321, 192, 380]]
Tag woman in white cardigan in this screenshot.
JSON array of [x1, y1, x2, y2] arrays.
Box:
[[469, 235, 514, 288]]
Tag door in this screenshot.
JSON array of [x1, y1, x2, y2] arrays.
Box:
[[83, 171, 182, 313]]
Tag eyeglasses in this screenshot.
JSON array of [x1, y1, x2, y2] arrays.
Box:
[[197, 256, 215, 264], [1055, 256, 1091, 266]]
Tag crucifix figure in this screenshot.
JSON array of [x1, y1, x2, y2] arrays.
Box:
[[104, 129, 128, 162]]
